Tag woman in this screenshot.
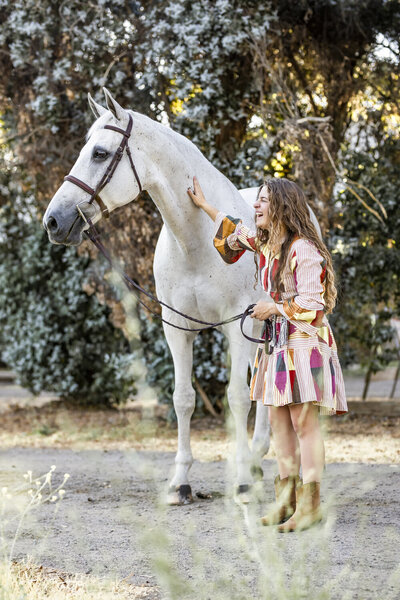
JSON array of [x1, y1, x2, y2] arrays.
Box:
[[187, 176, 347, 532]]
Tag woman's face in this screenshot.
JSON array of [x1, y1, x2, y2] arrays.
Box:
[[253, 186, 270, 230]]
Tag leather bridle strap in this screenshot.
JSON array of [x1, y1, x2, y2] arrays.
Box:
[[63, 175, 110, 217], [103, 118, 143, 194], [64, 114, 142, 219]]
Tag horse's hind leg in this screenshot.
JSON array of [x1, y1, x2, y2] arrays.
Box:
[[251, 401, 270, 481], [223, 326, 254, 499], [245, 347, 270, 480], [163, 325, 197, 505]]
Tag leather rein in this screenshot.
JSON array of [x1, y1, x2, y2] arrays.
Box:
[[64, 114, 271, 346]]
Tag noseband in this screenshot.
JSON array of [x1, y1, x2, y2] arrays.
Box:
[[64, 114, 142, 219]]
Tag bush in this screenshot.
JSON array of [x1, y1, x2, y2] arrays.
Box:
[[0, 204, 136, 407], [329, 137, 400, 371]]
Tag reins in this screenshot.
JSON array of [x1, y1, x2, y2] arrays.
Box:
[[84, 218, 266, 340], [64, 112, 270, 344]]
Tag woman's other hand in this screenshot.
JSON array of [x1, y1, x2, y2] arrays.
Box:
[[250, 300, 281, 320]]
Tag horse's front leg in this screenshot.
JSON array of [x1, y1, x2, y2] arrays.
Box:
[[162, 324, 197, 505]]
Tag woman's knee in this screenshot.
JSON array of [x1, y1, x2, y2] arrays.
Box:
[[268, 405, 291, 433], [289, 403, 318, 437]]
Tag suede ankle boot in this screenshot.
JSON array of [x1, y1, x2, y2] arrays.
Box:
[[261, 474, 300, 526], [278, 481, 322, 532]]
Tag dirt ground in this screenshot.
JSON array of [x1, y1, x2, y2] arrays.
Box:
[[0, 397, 399, 463], [0, 399, 399, 600]]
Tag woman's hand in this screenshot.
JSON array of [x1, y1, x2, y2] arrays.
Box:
[[187, 176, 207, 208], [250, 300, 281, 320], [187, 176, 219, 221]]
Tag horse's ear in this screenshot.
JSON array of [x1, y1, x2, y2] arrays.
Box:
[[87, 93, 107, 119], [103, 87, 128, 123]]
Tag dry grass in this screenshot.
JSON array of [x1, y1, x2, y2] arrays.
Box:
[[0, 399, 399, 599], [0, 560, 157, 599], [0, 398, 398, 464]]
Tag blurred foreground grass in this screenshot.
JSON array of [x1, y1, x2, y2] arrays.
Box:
[[0, 561, 149, 600], [1, 460, 399, 600]]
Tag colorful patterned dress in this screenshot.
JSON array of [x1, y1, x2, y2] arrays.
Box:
[[214, 212, 348, 416]]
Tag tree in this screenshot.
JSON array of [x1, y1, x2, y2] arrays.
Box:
[[247, 0, 400, 231], [0, 0, 399, 410], [330, 136, 400, 370]]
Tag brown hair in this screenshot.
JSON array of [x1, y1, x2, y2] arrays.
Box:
[[254, 178, 337, 314]]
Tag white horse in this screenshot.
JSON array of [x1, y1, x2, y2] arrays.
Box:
[[43, 89, 318, 504]]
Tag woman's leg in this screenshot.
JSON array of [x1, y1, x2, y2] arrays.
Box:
[[261, 405, 300, 526], [269, 405, 301, 478], [288, 403, 325, 483]]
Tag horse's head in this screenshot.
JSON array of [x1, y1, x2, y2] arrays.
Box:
[[43, 89, 144, 245]]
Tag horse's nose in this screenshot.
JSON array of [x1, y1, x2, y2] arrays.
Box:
[[46, 215, 59, 234]]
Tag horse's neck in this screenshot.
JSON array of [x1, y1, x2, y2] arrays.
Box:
[[148, 174, 201, 255], [137, 115, 252, 254]]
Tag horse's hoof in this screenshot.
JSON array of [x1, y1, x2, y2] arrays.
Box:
[[178, 484, 193, 504], [251, 465, 264, 482], [235, 484, 252, 505], [167, 484, 193, 506]]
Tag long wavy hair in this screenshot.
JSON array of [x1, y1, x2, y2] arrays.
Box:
[[254, 178, 337, 314]]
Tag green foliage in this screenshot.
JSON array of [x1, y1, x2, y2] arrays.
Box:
[[134, 0, 276, 184], [0, 203, 136, 407], [330, 137, 400, 370], [0, 0, 399, 407]]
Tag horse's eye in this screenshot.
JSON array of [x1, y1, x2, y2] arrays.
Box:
[[92, 147, 109, 161]]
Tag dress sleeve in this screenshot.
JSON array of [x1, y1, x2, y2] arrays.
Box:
[[276, 239, 326, 327], [213, 212, 257, 264]]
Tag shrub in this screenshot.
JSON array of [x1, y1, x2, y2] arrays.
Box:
[[0, 204, 136, 407], [329, 138, 400, 371]]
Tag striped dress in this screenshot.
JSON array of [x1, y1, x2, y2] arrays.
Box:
[[214, 212, 348, 416]]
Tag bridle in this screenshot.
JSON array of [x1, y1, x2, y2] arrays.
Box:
[[64, 114, 142, 219], [64, 112, 275, 348]]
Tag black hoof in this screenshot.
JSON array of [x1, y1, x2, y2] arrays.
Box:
[[251, 465, 264, 482], [178, 484, 193, 505], [167, 484, 193, 505], [235, 484, 252, 504]]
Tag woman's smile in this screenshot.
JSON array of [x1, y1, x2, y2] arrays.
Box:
[[254, 186, 270, 228]]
